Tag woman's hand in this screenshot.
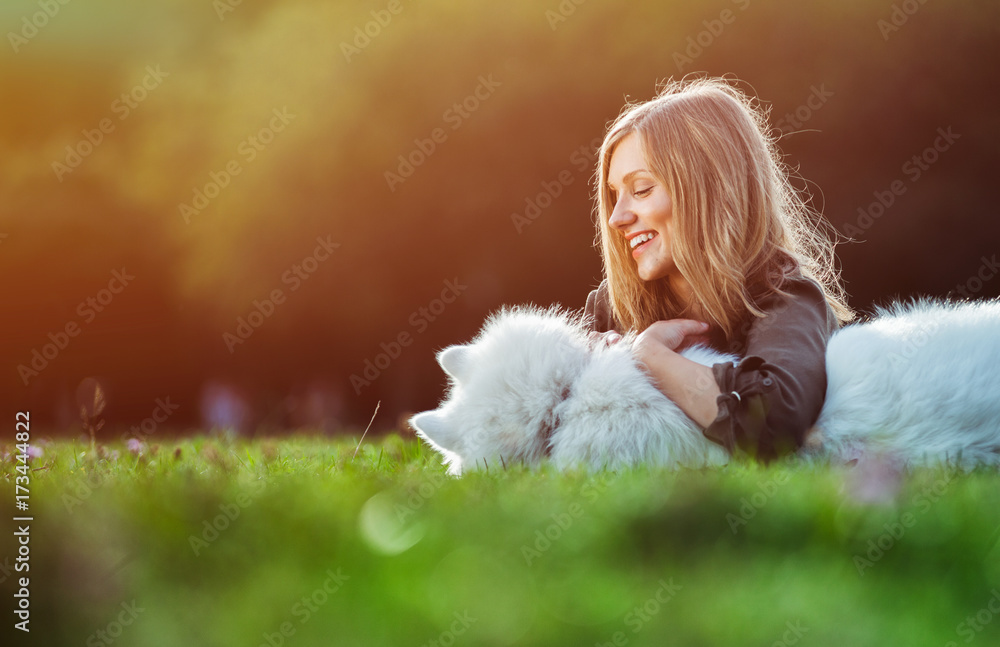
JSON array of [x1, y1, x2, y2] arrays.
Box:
[[632, 319, 710, 362], [631, 319, 721, 428], [587, 330, 623, 348]]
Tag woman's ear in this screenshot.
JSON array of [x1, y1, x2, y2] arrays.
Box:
[[437, 345, 470, 381]]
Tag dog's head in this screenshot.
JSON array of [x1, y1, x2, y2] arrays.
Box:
[[410, 306, 591, 475]]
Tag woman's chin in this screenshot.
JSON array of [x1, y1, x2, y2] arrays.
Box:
[[636, 263, 672, 282]]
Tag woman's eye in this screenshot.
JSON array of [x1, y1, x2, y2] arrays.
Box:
[[635, 186, 653, 197]]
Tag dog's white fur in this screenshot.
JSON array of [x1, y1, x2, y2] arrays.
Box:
[[411, 299, 1000, 474], [811, 298, 1000, 467]]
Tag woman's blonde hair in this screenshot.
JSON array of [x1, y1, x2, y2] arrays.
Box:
[[594, 76, 853, 337]]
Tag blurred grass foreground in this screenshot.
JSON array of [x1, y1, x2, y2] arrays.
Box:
[[2, 434, 1000, 646]]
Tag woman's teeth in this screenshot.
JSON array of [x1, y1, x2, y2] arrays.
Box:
[[630, 232, 657, 249]]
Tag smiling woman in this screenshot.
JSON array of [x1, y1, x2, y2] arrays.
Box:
[[585, 76, 854, 461]]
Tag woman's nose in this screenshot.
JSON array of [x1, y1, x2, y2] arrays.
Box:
[[608, 200, 635, 230]]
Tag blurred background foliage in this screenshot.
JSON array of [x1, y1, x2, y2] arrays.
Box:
[[1, 0, 998, 432]]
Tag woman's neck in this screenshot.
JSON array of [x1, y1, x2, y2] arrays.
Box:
[[669, 274, 706, 322]]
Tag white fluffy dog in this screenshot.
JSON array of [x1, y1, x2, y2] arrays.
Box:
[[410, 300, 1000, 474], [812, 299, 1000, 466]]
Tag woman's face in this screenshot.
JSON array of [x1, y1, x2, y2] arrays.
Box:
[[607, 132, 677, 282]]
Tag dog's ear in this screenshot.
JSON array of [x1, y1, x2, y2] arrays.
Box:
[[410, 410, 465, 474], [410, 410, 458, 450], [437, 345, 470, 381]]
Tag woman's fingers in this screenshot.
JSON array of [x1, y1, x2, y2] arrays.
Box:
[[672, 319, 711, 336], [643, 319, 711, 351], [587, 330, 622, 348], [677, 333, 711, 351]]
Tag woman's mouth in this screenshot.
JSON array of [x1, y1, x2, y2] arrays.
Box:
[[629, 231, 657, 257]]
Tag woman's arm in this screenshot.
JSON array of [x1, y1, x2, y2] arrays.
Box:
[[587, 275, 838, 460], [703, 276, 839, 460], [632, 319, 722, 428]]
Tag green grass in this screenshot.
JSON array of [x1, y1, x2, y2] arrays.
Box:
[[3, 433, 1000, 647]]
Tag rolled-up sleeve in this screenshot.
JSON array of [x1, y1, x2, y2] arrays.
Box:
[[703, 276, 838, 461]]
